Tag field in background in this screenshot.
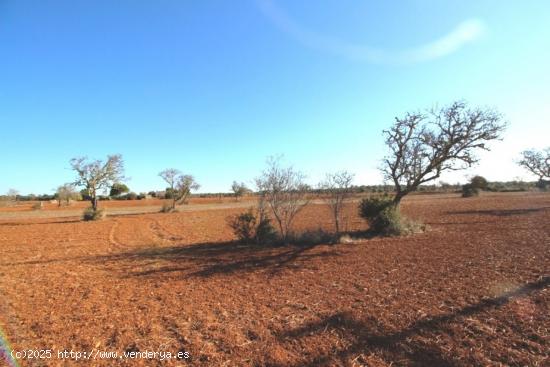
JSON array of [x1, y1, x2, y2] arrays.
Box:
[[0, 192, 548, 366]]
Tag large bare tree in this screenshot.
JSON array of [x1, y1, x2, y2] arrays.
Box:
[[383, 101, 506, 205], [319, 171, 354, 234], [159, 169, 200, 210], [70, 154, 126, 211], [255, 156, 310, 242], [518, 148, 550, 181]]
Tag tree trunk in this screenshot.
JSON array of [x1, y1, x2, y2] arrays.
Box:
[[392, 192, 405, 207], [92, 196, 98, 211]]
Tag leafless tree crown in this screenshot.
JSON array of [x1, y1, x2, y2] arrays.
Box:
[[320, 171, 354, 234], [56, 183, 78, 206], [518, 148, 550, 180], [176, 174, 200, 204], [255, 156, 310, 241], [383, 101, 506, 204], [159, 169, 200, 209], [6, 188, 19, 201], [231, 181, 248, 200], [70, 154, 126, 210]]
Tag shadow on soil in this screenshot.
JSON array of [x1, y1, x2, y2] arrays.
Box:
[[447, 207, 549, 217], [93, 240, 341, 278], [270, 276, 550, 367]]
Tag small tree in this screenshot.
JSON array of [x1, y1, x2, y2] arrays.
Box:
[[176, 175, 200, 204], [159, 169, 200, 210], [70, 154, 126, 212], [6, 189, 19, 202], [255, 156, 310, 242], [319, 171, 354, 234], [56, 183, 79, 206], [109, 183, 130, 197], [231, 181, 248, 201], [469, 175, 488, 190], [159, 169, 180, 210], [518, 148, 550, 182], [383, 101, 506, 206]]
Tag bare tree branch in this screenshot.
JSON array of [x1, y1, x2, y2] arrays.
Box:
[[159, 169, 200, 210], [319, 171, 354, 234], [518, 148, 550, 181], [255, 156, 310, 242], [382, 101, 506, 205]]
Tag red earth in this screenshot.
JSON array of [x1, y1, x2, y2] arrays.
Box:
[[0, 192, 548, 366]]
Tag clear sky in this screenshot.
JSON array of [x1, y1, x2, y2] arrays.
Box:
[[1, 1, 549, 194]]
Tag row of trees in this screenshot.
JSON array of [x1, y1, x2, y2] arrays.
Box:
[[230, 101, 546, 241], [69, 155, 202, 216], [7, 100, 547, 231]]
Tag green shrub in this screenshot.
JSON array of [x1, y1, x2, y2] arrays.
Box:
[[227, 208, 277, 245], [227, 210, 256, 243], [359, 196, 404, 235], [461, 184, 480, 197], [254, 213, 278, 245], [359, 196, 393, 220], [83, 207, 105, 221], [31, 202, 43, 210]]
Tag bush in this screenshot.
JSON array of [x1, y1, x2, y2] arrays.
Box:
[[461, 184, 480, 197], [160, 203, 176, 213], [83, 207, 105, 221], [373, 206, 405, 235], [359, 196, 404, 235], [359, 196, 393, 220], [255, 212, 278, 245], [227, 208, 277, 245], [32, 202, 43, 210], [227, 210, 256, 243]]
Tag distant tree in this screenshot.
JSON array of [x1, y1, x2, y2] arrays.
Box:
[[255, 156, 310, 242], [159, 169, 200, 210], [438, 181, 451, 191], [231, 181, 248, 201], [470, 175, 488, 190], [518, 148, 550, 181], [159, 169, 180, 210], [177, 175, 200, 204], [319, 171, 354, 234], [109, 183, 130, 197], [56, 183, 79, 206], [6, 189, 19, 202], [383, 101, 506, 206], [70, 154, 126, 212]]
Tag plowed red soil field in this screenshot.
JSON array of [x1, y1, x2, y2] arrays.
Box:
[[1, 192, 548, 366]]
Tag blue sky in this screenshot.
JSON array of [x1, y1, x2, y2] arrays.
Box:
[[1, 1, 549, 194]]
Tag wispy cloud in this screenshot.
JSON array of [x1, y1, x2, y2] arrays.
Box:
[[258, 0, 486, 65]]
